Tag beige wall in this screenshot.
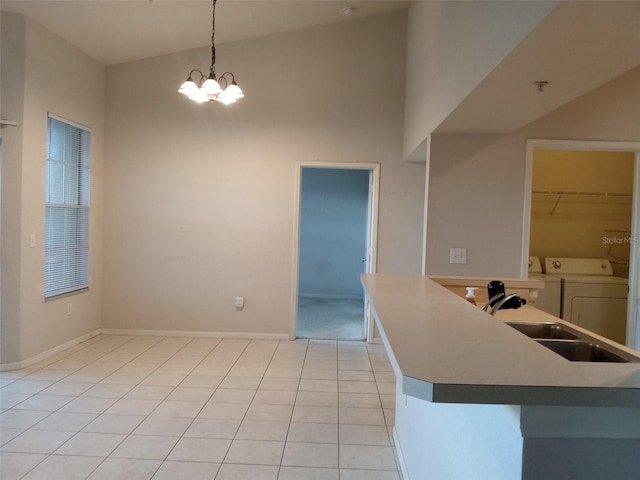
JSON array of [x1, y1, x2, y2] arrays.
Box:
[[530, 150, 634, 276], [424, 66, 640, 278], [403, 0, 556, 160], [426, 133, 526, 277], [1, 14, 106, 364], [102, 12, 425, 336], [1, 13, 27, 364]]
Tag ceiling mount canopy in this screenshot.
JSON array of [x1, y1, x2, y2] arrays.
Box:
[[178, 0, 244, 104], [533, 81, 549, 93]]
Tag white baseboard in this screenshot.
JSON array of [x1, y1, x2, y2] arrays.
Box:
[[0, 328, 290, 372], [0, 329, 102, 372], [100, 328, 289, 341], [393, 426, 410, 480]]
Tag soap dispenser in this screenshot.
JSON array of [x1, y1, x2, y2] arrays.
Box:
[[465, 287, 478, 305]]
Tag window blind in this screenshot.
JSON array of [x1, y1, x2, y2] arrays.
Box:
[[45, 115, 91, 298]]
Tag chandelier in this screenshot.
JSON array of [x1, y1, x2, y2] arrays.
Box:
[[178, 0, 244, 104]]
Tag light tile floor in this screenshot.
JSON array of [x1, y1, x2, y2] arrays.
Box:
[[0, 335, 400, 480]]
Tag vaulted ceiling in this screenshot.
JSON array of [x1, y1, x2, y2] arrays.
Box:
[[4, 1, 640, 137], [436, 0, 640, 134], [1, 0, 408, 66]]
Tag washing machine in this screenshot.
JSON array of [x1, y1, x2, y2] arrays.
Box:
[[544, 257, 628, 344], [528, 256, 562, 317]]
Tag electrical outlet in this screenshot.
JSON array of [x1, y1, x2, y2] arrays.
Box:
[[235, 296, 244, 309], [449, 248, 467, 264]]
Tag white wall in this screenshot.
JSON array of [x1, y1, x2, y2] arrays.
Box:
[[403, 1, 557, 160], [298, 168, 369, 298], [102, 12, 425, 336], [0, 13, 106, 364], [424, 66, 640, 278], [395, 391, 523, 480]]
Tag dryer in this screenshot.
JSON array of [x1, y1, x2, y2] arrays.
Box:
[[544, 257, 628, 344], [528, 256, 561, 317]]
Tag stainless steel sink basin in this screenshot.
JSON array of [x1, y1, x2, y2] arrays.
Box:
[[537, 340, 638, 363], [505, 321, 579, 340], [505, 321, 640, 363]]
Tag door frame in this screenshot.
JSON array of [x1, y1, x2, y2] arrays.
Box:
[[522, 139, 640, 349], [290, 161, 380, 342]]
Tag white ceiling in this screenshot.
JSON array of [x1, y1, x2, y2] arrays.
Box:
[[436, 1, 640, 134], [1, 0, 408, 66]]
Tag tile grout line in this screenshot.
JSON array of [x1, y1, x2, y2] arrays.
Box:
[[158, 337, 260, 479], [1, 335, 400, 480], [53, 335, 206, 480], [213, 338, 283, 478], [274, 337, 309, 479], [11, 336, 229, 480], [6, 335, 157, 480]]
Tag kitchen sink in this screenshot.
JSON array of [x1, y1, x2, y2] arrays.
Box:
[[505, 321, 579, 340], [505, 321, 640, 363], [537, 340, 637, 363]]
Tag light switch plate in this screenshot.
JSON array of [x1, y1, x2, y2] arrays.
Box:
[[235, 296, 244, 309], [449, 248, 467, 264]]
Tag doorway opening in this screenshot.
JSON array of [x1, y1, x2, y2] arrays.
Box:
[[522, 140, 640, 350], [291, 162, 379, 342], [0, 140, 2, 335]]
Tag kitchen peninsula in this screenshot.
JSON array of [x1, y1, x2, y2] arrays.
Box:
[[362, 273, 640, 480]]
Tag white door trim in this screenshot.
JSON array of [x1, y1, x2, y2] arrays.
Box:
[[290, 161, 381, 342], [523, 139, 640, 349]]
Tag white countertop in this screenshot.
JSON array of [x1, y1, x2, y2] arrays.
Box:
[[362, 273, 640, 407]]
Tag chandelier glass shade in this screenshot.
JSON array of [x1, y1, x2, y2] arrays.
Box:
[[178, 0, 244, 104]]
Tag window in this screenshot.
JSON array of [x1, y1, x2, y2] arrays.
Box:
[[44, 114, 91, 299]]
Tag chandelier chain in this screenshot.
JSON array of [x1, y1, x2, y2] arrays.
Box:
[[210, 0, 217, 75]]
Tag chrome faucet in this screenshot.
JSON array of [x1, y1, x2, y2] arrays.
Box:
[[481, 293, 505, 313], [481, 293, 526, 315]]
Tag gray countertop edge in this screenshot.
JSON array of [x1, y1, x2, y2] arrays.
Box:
[[403, 375, 640, 408]]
